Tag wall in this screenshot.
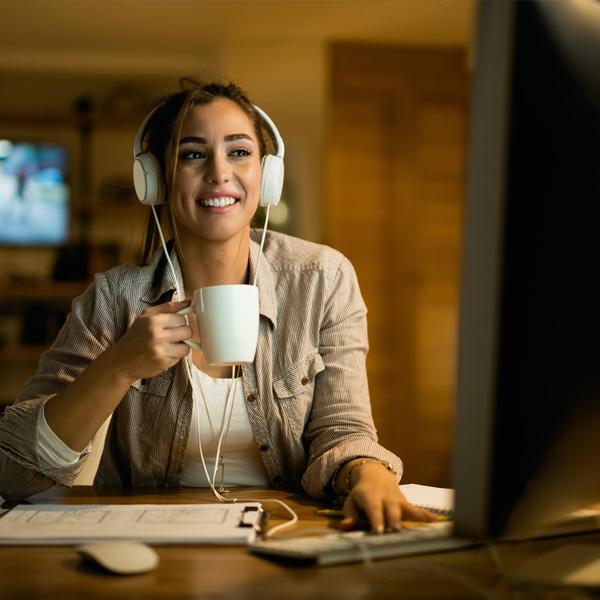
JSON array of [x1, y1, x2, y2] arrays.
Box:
[[327, 44, 469, 486]]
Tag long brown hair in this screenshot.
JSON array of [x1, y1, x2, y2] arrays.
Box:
[[138, 77, 271, 264]]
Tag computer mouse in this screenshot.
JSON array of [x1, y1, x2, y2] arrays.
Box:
[[76, 541, 159, 575]]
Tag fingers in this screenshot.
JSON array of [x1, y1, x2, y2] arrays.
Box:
[[340, 493, 386, 534], [341, 488, 439, 534], [384, 500, 402, 532], [116, 305, 194, 380], [162, 324, 193, 342], [142, 310, 191, 335], [361, 499, 386, 534], [153, 315, 194, 359], [401, 502, 439, 523], [144, 299, 191, 315], [166, 341, 191, 359], [339, 498, 361, 531]]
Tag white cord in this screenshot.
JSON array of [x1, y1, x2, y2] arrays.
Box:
[[252, 203, 270, 287], [149, 202, 298, 536], [152, 204, 234, 501], [187, 363, 235, 502], [210, 367, 237, 491], [259, 500, 299, 537]]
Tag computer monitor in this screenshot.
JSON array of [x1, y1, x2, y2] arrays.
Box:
[[0, 139, 70, 246], [452, 0, 600, 539]]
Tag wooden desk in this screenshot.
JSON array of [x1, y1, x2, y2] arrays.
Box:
[[1, 486, 599, 599]]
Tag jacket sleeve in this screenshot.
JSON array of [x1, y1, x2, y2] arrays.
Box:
[[300, 256, 403, 499], [0, 272, 116, 500]]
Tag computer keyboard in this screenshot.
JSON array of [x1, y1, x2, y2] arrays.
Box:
[[249, 522, 474, 566]]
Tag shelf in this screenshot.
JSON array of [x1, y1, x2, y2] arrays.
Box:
[[0, 281, 89, 302], [0, 113, 142, 128], [0, 345, 49, 363]]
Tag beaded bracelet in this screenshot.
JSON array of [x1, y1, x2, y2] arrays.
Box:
[[333, 459, 397, 497]]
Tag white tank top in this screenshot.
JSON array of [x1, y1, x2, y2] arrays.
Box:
[[180, 365, 269, 487]]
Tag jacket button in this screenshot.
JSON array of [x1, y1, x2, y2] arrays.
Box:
[[247, 393, 257, 402], [259, 444, 269, 452], [301, 377, 309, 385]]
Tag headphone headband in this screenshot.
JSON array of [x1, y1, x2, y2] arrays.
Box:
[[252, 104, 285, 159], [133, 104, 160, 160]]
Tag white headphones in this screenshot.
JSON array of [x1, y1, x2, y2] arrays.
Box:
[[132, 101, 285, 208]]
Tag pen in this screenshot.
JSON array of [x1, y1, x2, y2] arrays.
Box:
[[315, 509, 345, 518]]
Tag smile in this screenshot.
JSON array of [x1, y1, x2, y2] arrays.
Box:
[[197, 196, 240, 208]]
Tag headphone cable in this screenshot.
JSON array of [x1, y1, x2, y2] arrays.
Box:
[[253, 203, 270, 287], [150, 203, 298, 537]]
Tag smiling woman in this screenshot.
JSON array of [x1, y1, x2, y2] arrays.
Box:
[[139, 79, 269, 267], [0, 77, 435, 534]]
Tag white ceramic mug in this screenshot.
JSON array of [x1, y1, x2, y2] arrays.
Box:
[[178, 284, 259, 366]]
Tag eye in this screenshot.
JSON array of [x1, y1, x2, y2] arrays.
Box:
[[230, 147, 252, 158], [179, 149, 206, 160]]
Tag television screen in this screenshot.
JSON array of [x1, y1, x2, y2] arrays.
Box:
[[0, 140, 70, 245]]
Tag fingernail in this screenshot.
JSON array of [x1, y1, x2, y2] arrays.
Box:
[[375, 525, 384, 534]]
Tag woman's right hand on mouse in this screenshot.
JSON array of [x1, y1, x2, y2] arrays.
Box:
[[110, 300, 193, 382]]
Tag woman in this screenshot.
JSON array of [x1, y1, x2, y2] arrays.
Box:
[[0, 79, 434, 533]]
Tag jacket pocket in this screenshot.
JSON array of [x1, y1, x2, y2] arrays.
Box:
[[127, 369, 174, 437], [272, 351, 325, 437]]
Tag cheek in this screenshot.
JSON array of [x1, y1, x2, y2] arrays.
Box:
[[170, 179, 193, 222], [172, 170, 197, 204], [242, 162, 262, 199], [173, 166, 196, 190]]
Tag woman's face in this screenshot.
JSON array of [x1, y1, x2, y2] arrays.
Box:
[[170, 98, 261, 246]]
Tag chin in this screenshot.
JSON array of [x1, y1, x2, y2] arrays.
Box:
[[192, 225, 252, 246]]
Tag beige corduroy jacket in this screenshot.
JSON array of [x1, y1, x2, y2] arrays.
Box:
[[0, 230, 402, 500]]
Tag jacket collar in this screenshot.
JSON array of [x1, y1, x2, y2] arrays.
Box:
[[140, 234, 278, 328], [139, 239, 182, 307]]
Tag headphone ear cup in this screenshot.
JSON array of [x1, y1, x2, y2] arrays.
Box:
[[133, 152, 165, 206], [259, 154, 284, 207]]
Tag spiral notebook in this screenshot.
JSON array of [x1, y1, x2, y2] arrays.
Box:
[[400, 484, 454, 516]]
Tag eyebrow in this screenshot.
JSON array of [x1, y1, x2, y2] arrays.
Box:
[[179, 133, 254, 145]]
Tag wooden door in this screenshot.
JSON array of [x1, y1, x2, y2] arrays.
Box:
[[326, 44, 469, 485]]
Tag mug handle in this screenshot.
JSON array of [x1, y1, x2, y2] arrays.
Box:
[[177, 305, 203, 352]]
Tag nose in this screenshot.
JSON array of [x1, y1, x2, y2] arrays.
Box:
[[204, 153, 231, 184]]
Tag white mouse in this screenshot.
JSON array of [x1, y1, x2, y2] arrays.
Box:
[[76, 541, 159, 575]]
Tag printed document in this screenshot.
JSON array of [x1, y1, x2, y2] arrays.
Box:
[[0, 502, 263, 545]]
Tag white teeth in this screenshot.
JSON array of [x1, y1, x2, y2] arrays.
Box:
[[199, 196, 237, 207]]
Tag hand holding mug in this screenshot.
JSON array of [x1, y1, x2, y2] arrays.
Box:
[[112, 299, 193, 382]]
